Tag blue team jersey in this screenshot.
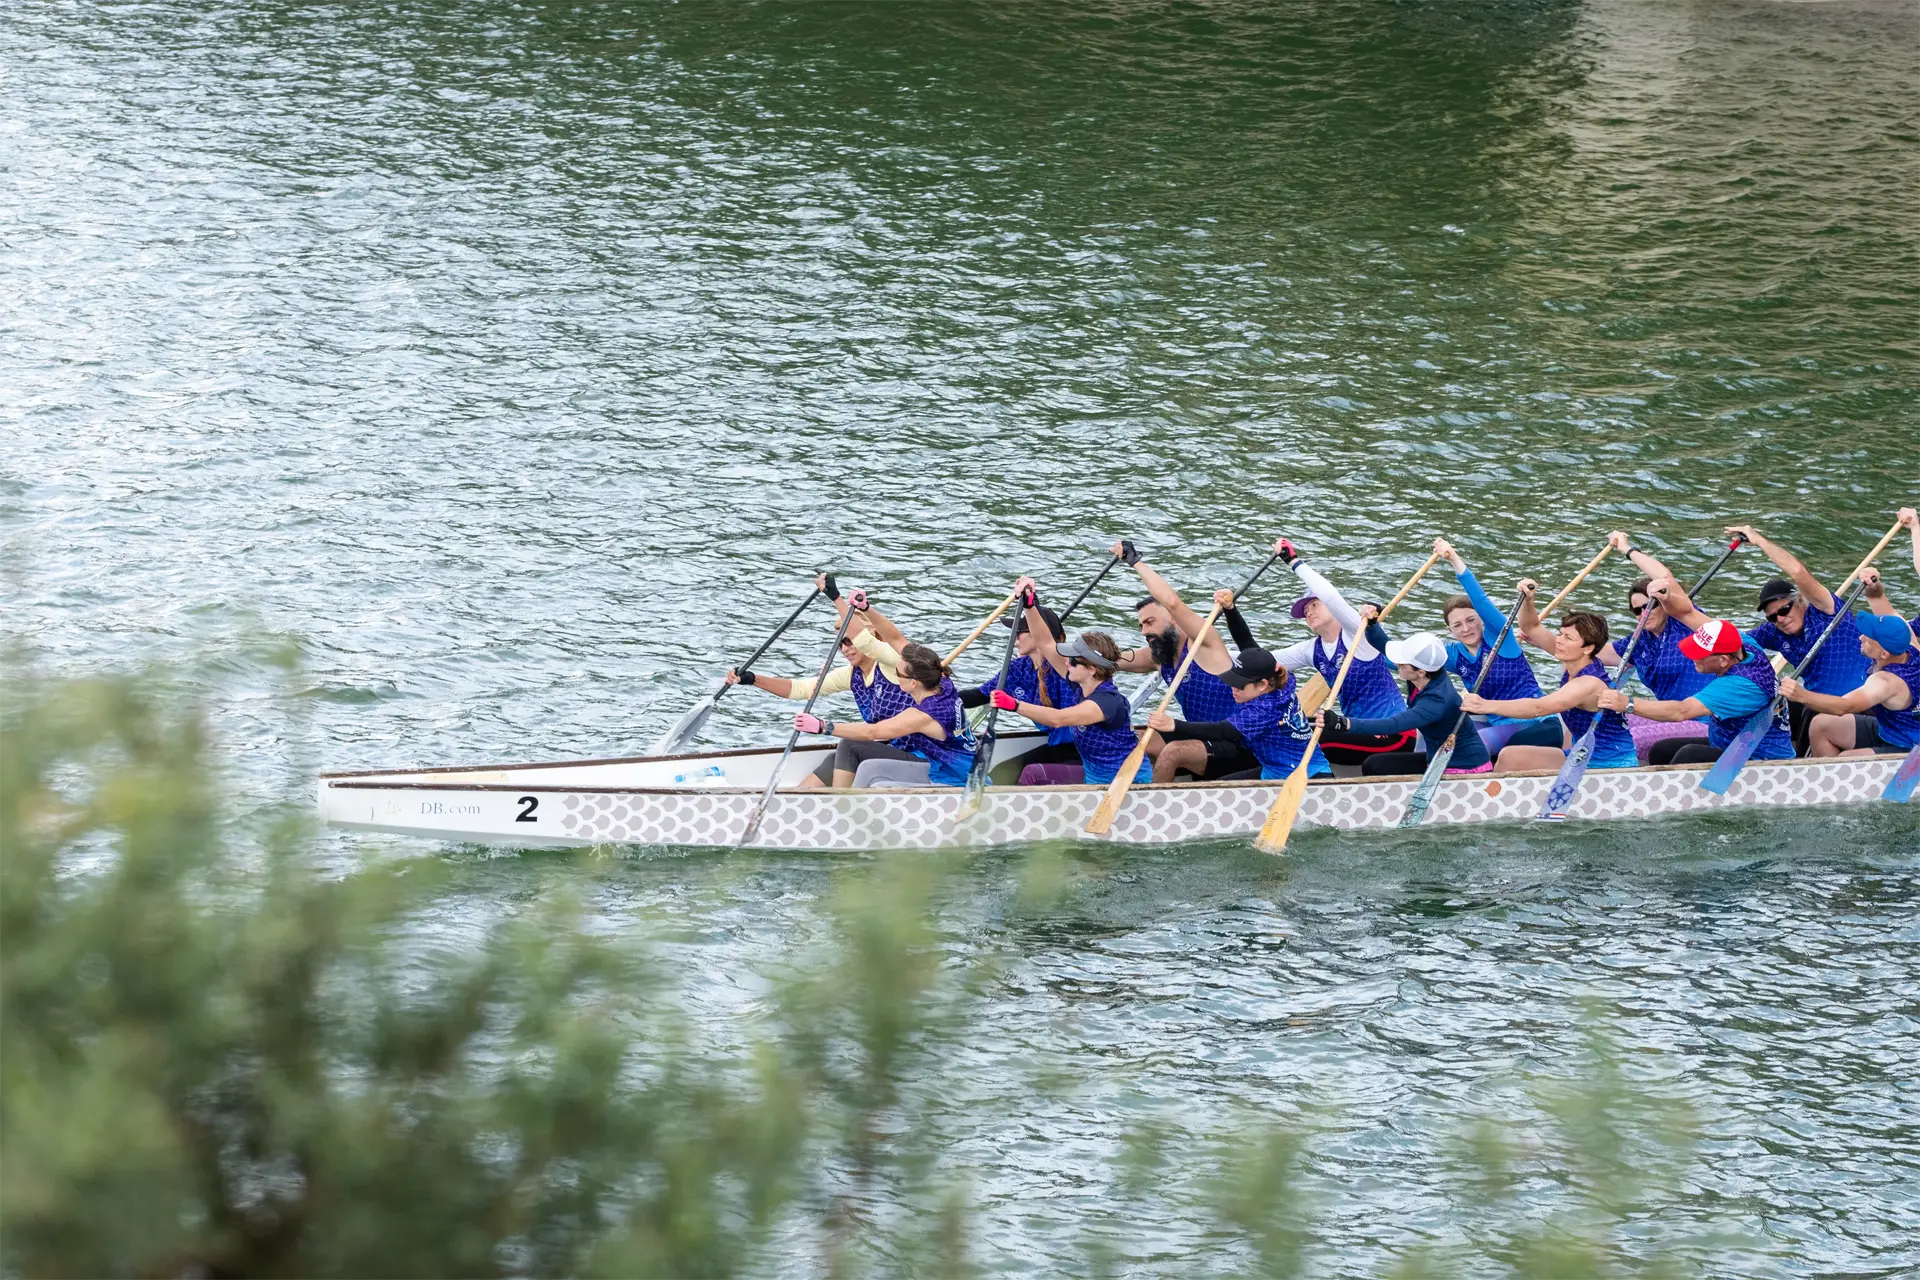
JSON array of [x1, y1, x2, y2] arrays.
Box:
[[1749, 597, 1869, 696], [1558, 661, 1638, 768], [1162, 645, 1240, 723], [1310, 633, 1406, 719], [1227, 679, 1331, 779], [979, 656, 1083, 747]]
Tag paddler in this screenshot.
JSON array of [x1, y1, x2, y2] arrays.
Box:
[[1595, 530, 1716, 765], [1779, 607, 1920, 757], [1313, 632, 1492, 777], [1457, 582, 1636, 773], [726, 576, 915, 787], [1728, 523, 1871, 754], [1431, 538, 1564, 756], [1109, 542, 1264, 781], [956, 582, 1083, 776], [987, 629, 1152, 787], [1269, 539, 1415, 765], [1593, 581, 1795, 766], [1144, 647, 1329, 782], [791, 642, 978, 788]]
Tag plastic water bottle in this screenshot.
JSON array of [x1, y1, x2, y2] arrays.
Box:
[[672, 765, 727, 786]]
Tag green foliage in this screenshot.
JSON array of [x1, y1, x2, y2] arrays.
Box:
[[3, 668, 1712, 1277]]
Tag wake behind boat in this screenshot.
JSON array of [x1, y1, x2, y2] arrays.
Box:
[[317, 734, 1904, 851]]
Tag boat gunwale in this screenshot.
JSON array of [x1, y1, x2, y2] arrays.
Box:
[[316, 729, 1052, 781], [319, 756, 1861, 798]]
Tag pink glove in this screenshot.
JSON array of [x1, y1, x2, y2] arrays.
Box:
[[794, 712, 831, 735], [848, 589, 869, 612], [991, 689, 1019, 712]]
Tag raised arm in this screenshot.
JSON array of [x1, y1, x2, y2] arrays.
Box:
[[1436, 537, 1523, 659], [1607, 529, 1678, 583], [1648, 578, 1710, 633], [1289, 560, 1364, 636], [1012, 576, 1066, 676], [1510, 579, 1557, 652], [1725, 524, 1833, 613], [1902, 507, 1920, 579], [1125, 551, 1228, 662]]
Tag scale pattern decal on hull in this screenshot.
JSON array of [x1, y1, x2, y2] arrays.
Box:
[[538, 758, 1902, 851]]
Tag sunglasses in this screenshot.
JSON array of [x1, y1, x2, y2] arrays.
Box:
[[1762, 598, 1797, 623]]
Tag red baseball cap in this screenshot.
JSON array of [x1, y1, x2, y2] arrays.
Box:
[[1679, 618, 1746, 660]]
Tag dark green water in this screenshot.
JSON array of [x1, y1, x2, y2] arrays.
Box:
[[6, 0, 1919, 1273]]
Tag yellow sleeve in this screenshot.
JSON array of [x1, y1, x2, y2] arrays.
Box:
[[785, 664, 854, 701], [852, 631, 903, 676]]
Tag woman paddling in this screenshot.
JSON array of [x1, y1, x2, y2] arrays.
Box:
[[1144, 646, 1329, 782], [1431, 538, 1563, 756], [956, 585, 1083, 776], [1458, 582, 1637, 773], [986, 629, 1152, 787], [1595, 531, 1716, 764], [1270, 539, 1415, 765], [792, 642, 978, 788], [727, 579, 915, 787], [1313, 632, 1492, 777]]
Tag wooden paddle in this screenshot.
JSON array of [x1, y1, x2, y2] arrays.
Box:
[[1538, 543, 1614, 620], [1081, 598, 1228, 837], [944, 588, 1021, 669], [1254, 547, 1443, 853]]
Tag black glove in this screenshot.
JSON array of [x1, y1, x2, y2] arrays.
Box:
[[1321, 710, 1347, 734], [1118, 539, 1143, 567], [1276, 539, 1299, 566], [733, 668, 757, 687], [821, 573, 841, 602], [1019, 586, 1038, 609]]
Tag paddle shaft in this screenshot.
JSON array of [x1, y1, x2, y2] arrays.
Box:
[[1393, 585, 1529, 829], [1258, 547, 1443, 851], [1540, 544, 1614, 619], [1612, 534, 1747, 679], [730, 587, 824, 690], [739, 596, 861, 845], [944, 589, 1021, 669], [1837, 518, 1906, 594], [1702, 579, 1867, 795], [1057, 554, 1122, 624], [1442, 588, 1529, 752], [962, 588, 1033, 804], [1083, 599, 1227, 835]]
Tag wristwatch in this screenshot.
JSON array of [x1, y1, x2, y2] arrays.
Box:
[[1625, 696, 1637, 717]]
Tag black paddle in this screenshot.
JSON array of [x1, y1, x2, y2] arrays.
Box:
[[651, 580, 826, 756], [738, 590, 863, 845], [956, 582, 1035, 818]]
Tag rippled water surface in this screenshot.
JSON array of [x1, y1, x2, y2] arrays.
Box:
[[6, 0, 1919, 1273]]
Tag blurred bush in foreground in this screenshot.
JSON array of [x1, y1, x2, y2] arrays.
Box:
[[2, 671, 1702, 1277]]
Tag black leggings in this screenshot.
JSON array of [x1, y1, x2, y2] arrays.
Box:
[[1647, 735, 1711, 767], [1667, 742, 1724, 766], [812, 739, 920, 783], [1360, 751, 1430, 778]]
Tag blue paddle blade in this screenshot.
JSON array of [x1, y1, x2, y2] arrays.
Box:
[[1539, 727, 1597, 818], [1884, 743, 1920, 803], [1397, 745, 1455, 827], [1699, 704, 1773, 794]]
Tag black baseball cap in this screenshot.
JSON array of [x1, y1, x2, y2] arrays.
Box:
[[1220, 647, 1280, 689], [1755, 577, 1795, 610], [999, 603, 1066, 641]]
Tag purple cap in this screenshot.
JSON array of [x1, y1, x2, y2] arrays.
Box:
[[1289, 593, 1319, 620]]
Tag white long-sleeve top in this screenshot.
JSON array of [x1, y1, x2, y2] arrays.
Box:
[[1272, 562, 1381, 673]]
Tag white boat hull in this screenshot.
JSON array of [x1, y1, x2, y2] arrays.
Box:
[[318, 737, 1908, 850]]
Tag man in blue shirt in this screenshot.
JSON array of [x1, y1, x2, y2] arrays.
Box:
[[1595, 587, 1795, 765], [1727, 523, 1870, 754]]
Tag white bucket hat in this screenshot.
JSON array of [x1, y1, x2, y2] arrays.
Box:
[[1383, 631, 1449, 673]]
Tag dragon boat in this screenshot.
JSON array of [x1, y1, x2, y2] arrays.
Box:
[[317, 731, 1906, 851]]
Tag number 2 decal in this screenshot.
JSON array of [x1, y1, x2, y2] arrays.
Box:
[[516, 796, 539, 822]]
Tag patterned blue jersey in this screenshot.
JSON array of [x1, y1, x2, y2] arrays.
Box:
[[1870, 648, 1920, 750], [851, 662, 915, 724], [1073, 684, 1151, 785], [1227, 679, 1330, 779], [1311, 633, 1406, 719], [1702, 645, 1795, 760], [1162, 645, 1241, 723], [890, 681, 978, 786], [1627, 618, 1714, 705], [1558, 661, 1638, 768], [978, 656, 1082, 747], [1447, 640, 1544, 714], [1750, 597, 1869, 696]]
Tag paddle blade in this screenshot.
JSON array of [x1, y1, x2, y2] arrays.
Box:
[[650, 695, 718, 756], [1129, 677, 1162, 714], [1082, 739, 1152, 836], [1699, 709, 1770, 794], [1538, 728, 1597, 819], [1253, 760, 1310, 852], [1396, 745, 1455, 828], [954, 737, 995, 821], [1882, 743, 1920, 803]]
